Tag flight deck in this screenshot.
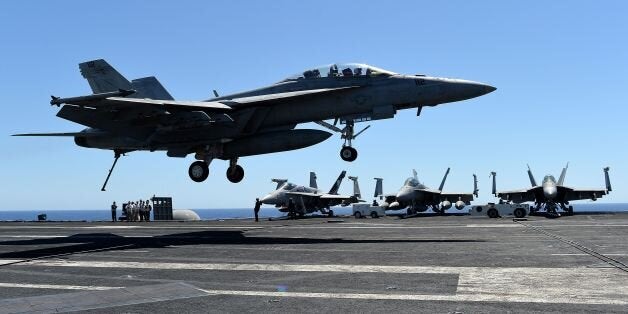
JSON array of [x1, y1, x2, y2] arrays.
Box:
[[0, 213, 627, 313]]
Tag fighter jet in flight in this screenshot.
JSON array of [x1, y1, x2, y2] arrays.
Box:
[[14, 59, 495, 189], [260, 171, 361, 217], [491, 164, 612, 216], [375, 169, 478, 215]]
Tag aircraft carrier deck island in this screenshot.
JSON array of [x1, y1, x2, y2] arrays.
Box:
[[0, 213, 627, 313]]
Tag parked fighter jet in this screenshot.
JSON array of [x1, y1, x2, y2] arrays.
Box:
[[375, 169, 478, 215], [491, 164, 612, 216], [260, 171, 361, 217], [14, 59, 495, 189]]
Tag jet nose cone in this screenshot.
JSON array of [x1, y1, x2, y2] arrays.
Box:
[[441, 79, 496, 102], [544, 186, 557, 199], [483, 84, 497, 95], [466, 81, 496, 97], [396, 191, 412, 203], [260, 194, 275, 204]]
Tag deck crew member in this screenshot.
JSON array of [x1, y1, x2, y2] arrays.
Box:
[[111, 201, 117, 222]]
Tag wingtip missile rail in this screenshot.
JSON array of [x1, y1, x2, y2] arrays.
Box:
[[50, 89, 136, 106]]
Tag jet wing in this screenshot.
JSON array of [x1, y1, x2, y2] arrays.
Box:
[[61, 96, 232, 112], [411, 189, 443, 203], [439, 192, 475, 204], [286, 192, 321, 199], [561, 187, 608, 201], [105, 97, 232, 111], [496, 187, 540, 203], [12, 132, 102, 137], [319, 194, 355, 200], [413, 189, 473, 204], [286, 192, 357, 201]]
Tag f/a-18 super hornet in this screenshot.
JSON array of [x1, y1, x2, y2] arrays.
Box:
[[491, 164, 612, 216], [260, 171, 361, 217], [14, 59, 495, 189], [374, 169, 478, 215]]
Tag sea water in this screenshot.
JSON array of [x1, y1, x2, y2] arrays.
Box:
[[0, 203, 626, 222]]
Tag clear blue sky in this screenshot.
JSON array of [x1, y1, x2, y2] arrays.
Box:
[[1, 1, 626, 210]]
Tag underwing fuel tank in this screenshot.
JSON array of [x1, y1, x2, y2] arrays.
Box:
[[455, 201, 465, 210], [441, 201, 452, 210], [222, 129, 332, 158]]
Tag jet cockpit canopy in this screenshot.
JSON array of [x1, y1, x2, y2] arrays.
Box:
[[280, 182, 297, 190], [404, 177, 420, 187], [543, 175, 556, 183], [280, 63, 397, 82]]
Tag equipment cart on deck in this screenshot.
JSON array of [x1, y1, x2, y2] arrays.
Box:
[[470, 203, 529, 218]]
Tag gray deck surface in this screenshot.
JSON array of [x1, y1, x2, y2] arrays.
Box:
[[0, 212, 627, 313]]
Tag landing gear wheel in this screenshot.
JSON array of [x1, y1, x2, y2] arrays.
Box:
[[328, 210, 334, 217], [567, 206, 574, 216], [513, 207, 526, 218], [340, 146, 358, 162], [354, 211, 362, 219], [406, 208, 416, 216], [189, 161, 209, 182], [226, 165, 244, 183], [487, 208, 499, 219]]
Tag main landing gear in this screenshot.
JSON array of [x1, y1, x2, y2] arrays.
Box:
[[315, 120, 370, 162], [188, 161, 209, 183], [188, 157, 245, 183], [226, 158, 244, 183]]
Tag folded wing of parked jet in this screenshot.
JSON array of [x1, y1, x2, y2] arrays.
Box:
[[496, 188, 539, 203], [561, 187, 608, 201], [413, 189, 475, 204]]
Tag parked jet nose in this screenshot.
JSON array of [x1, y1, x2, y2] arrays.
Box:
[[260, 194, 277, 204], [544, 186, 557, 199], [396, 190, 413, 203]]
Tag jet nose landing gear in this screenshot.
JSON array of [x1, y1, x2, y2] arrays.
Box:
[[340, 146, 358, 162], [315, 119, 370, 163]]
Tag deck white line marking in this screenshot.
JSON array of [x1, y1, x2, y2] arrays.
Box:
[[196, 288, 628, 305], [465, 224, 522, 228], [2, 260, 627, 305], [0, 282, 122, 290]]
